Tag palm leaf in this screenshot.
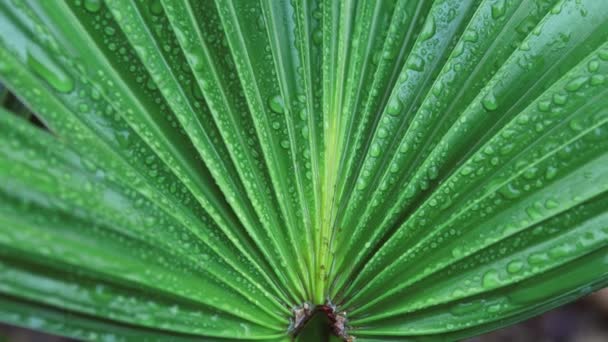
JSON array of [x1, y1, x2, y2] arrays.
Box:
[[0, 0, 607, 340]]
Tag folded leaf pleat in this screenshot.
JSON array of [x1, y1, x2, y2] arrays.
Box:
[[0, 0, 607, 340]]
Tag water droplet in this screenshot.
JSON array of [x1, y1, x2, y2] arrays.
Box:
[[590, 74, 605, 86], [548, 244, 571, 259], [544, 198, 559, 209], [565, 76, 588, 92], [370, 143, 381, 157], [104, 26, 116, 36], [451, 300, 482, 316], [150, 0, 163, 16], [525, 203, 543, 220], [537, 100, 551, 112], [26, 48, 74, 94], [588, 60, 599, 72], [461, 165, 474, 176], [378, 127, 388, 138], [569, 118, 584, 132], [463, 30, 478, 43], [84, 0, 102, 13], [78, 103, 90, 113], [312, 29, 322, 45], [452, 246, 463, 258], [419, 15, 435, 41], [387, 98, 403, 116], [407, 54, 425, 71], [498, 183, 521, 199], [482, 270, 500, 289], [506, 260, 523, 274], [268, 95, 285, 113], [491, 0, 506, 19], [552, 93, 567, 105], [528, 252, 546, 265], [481, 91, 498, 111], [453, 41, 465, 56]]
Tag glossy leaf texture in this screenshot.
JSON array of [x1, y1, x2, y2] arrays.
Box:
[[0, 0, 607, 340]]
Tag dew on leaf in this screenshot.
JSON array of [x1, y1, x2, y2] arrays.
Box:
[[481, 91, 498, 111], [491, 0, 506, 19], [84, 0, 102, 13], [419, 15, 436, 41], [26, 48, 74, 94], [482, 270, 500, 289], [506, 260, 523, 274], [407, 54, 425, 71], [268, 95, 285, 114]]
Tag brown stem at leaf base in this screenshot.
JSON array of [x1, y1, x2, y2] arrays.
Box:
[[290, 302, 353, 341]]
